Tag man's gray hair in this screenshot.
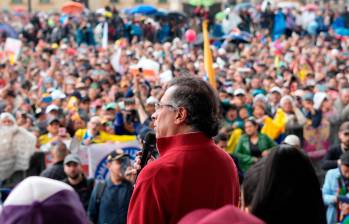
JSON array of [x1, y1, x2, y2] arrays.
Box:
[[167, 77, 220, 138]]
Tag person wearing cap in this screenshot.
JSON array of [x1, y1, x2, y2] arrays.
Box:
[[74, 116, 136, 145], [40, 141, 68, 181], [233, 88, 253, 116], [88, 150, 133, 224], [38, 117, 61, 147], [128, 77, 240, 224], [283, 135, 301, 149], [322, 122, 349, 171], [63, 154, 94, 211], [51, 89, 66, 109], [45, 104, 60, 117], [38, 117, 71, 152], [0, 176, 89, 224], [280, 95, 307, 142], [323, 151, 349, 224], [269, 86, 283, 116]]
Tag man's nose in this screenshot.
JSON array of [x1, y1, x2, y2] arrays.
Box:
[[151, 112, 157, 121]]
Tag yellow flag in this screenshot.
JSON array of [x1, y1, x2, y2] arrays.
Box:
[[261, 109, 287, 140], [202, 20, 216, 89]]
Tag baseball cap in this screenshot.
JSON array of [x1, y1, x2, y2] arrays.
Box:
[[283, 135, 301, 148], [46, 104, 60, 114], [313, 92, 328, 110], [234, 88, 246, 96], [0, 176, 88, 224], [51, 90, 66, 100], [340, 121, 349, 133], [64, 154, 81, 165], [107, 150, 129, 163], [270, 86, 282, 95]]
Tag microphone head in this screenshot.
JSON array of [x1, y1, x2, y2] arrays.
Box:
[[144, 131, 156, 147]]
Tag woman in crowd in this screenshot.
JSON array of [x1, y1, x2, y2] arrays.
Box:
[[280, 95, 307, 144], [249, 144, 326, 224], [234, 118, 275, 172]]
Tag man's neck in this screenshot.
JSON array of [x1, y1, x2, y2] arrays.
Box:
[[68, 174, 83, 185], [172, 126, 196, 136], [110, 175, 123, 185]]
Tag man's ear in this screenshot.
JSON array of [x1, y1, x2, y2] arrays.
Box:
[[174, 107, 189, 125]]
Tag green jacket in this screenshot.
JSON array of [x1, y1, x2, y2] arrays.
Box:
[[233, 133, 275, 172]]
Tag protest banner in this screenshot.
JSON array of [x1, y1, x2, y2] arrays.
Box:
[[4, 38, 22, 64], [80, 141, 141, 180]]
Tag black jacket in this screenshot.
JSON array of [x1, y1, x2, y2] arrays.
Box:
[[63, 176, 95, 211], [40, 161, 66, 181], [322, 145, 346, 170]]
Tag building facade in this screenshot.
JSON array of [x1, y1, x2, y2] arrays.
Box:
[[1, 0, 327, 13], [0, 0, 187, 12]]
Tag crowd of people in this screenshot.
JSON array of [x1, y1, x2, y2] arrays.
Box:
[[0, 2, 349, 223]]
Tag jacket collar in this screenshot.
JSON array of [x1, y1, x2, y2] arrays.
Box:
[[156, 132, 212, 156]]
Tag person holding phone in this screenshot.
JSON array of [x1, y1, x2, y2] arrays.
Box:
[[88, 150, 133, 224]]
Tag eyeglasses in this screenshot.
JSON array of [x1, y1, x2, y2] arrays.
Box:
[[155, 102, 178, 111]]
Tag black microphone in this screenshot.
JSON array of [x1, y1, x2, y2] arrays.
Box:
[[139, 131, 156, 173]]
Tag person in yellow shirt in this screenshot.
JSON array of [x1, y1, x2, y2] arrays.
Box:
[[39, 118, 61, 149], [74, 116, 135, 145], [39, 117, 71, 151]]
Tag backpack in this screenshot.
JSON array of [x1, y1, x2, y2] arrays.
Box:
[[94, 181, 106, 224]]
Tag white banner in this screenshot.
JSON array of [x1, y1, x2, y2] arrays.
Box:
[[78, 141, 141, 180], [4, 38, 22, 63]]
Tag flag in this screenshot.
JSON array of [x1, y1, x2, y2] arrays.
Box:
[[202, 20, 217, 89], [261, 109, 287, 140], [83, 141, 141, 180], [102, 22, 108, 49]]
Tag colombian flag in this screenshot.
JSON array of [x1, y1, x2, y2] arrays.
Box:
[[202, 20, 217, 89]]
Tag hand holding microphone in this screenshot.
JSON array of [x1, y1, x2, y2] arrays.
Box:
[[126, 131, 157, 184]]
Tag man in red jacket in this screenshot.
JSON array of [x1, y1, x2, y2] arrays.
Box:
[[127, 77, 240, 224]]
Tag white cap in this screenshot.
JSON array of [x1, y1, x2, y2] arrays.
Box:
[[146, 96, 159, 105], [51, 90, 66, 100], [234, 88, 246, 96], [313, 92, 328, 110], [46, 104, 59, 114], [284, 135, 301, 148], [270, 86, 282, 95]]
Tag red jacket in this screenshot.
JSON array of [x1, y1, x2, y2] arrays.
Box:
[[127, 132, 240, 224]]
